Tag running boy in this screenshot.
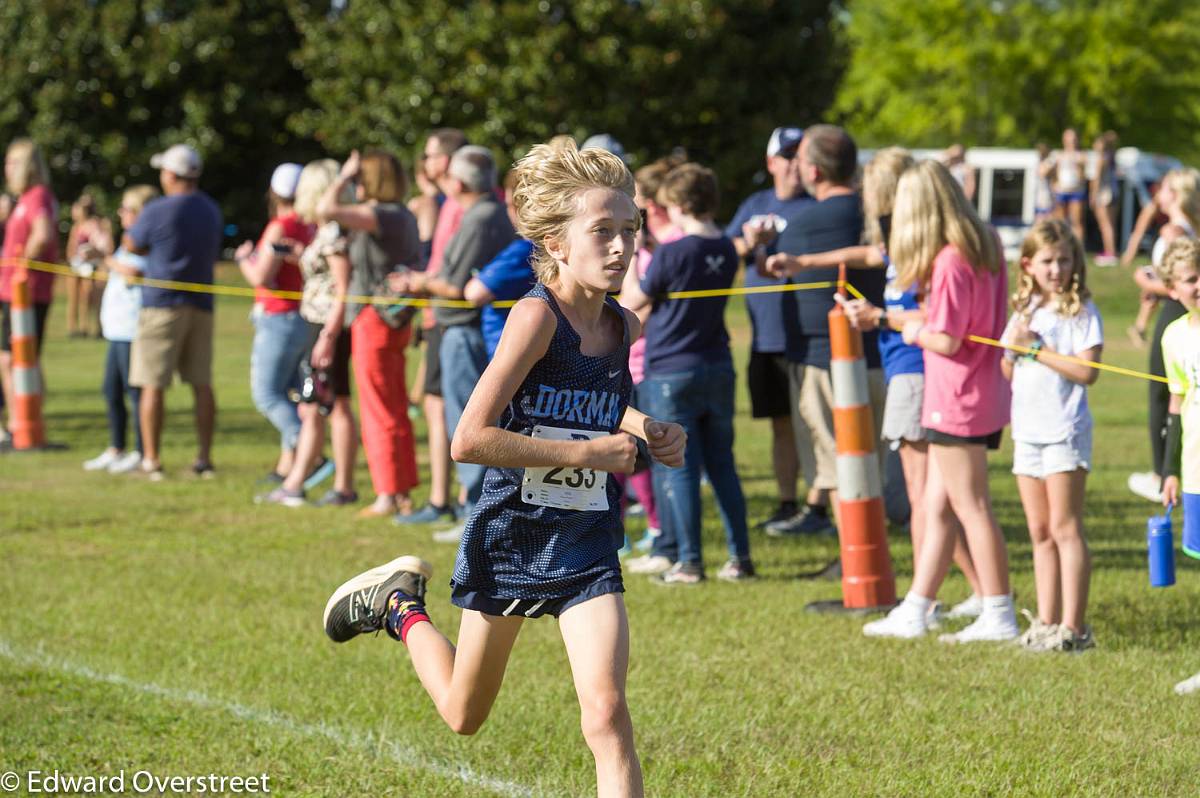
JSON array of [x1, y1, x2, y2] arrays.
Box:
[[322, 138, 685, 795], [1157, 237, 1200, 693]]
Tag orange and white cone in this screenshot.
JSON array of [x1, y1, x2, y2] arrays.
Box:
[[829, 269, 895, 608], [9, 271, 46, 449]]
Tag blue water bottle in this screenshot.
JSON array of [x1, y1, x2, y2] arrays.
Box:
[[1148, 504, 1176, 588]]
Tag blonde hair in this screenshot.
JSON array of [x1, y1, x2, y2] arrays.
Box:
[[511, 137, 637, 283], [6, 138, 50, 196], [890, 159, 1001, 290], [1158, 236, 1200, 288], [121, 185, 159, 217], [1013, 217, 1089, 317], [293, 159, 340, 223], [1162, 168, 1200, 232], [863, 147, 914, 246]]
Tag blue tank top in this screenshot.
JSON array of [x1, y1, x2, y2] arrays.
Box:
[[449, 283, 633, 600], [878, 255, 925, 381]]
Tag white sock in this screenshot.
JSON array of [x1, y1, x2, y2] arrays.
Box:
[[902, 592, 933, 615], [981, 594, 1013, 614]]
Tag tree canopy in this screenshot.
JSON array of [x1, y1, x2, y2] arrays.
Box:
[[834, 0, 1200, 157]]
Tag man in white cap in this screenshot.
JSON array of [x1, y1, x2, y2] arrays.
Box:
[[725, 127, 815, 533], [123, 143, 223, 480]]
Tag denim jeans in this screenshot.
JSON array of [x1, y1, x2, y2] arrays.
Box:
[[102, 340, 142, 453], [250, 309, 312, 451], [440, 323, 488, 507], [642, 361, 751, 566]]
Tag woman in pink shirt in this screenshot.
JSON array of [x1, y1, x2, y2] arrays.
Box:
[[864, 160, 1017, 643], [1, 138, 59, 446]]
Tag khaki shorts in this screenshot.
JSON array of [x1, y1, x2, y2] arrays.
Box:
[[788, 363, 886, 491], [130, 305, 214, 389]]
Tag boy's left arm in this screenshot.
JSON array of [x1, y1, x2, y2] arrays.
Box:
[[619, 406, 686, 468]]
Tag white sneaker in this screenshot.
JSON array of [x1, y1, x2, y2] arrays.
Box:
[[432, 523, 464, 544], [939, 607, 1020, 643], [863, 601, 928, 639], [84, 449, 120, 471], [108, 450, 142, 474], [1174, 670, 1200, 695], [1128, 471, 1163, 503], [625, 554, 674, 575], [1016, 608, 1060, 652], [946, 594, 984, 619]]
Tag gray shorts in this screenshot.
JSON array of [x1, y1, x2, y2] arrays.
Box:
[[881, 373, 926, 449]]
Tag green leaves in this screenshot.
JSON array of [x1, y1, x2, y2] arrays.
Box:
[[835, 0, 1200, 158]]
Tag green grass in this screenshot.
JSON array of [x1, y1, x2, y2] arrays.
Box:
[[2, 261, 1199, 797]]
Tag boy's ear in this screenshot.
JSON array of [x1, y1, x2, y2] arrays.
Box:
[[544, 234, 567, 264]]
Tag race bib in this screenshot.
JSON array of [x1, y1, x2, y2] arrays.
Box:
[[522, 425, 609, 511]]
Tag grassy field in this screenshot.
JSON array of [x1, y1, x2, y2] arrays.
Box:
[[2, 261, 1199, 797]]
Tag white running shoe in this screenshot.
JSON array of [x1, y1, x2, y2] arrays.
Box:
[[1016, 608, 1060, 652], [939, 608, 1020, 643], [108, 450, 142, 474], [1128, 471, 1163, 503], [432, 523, 465, 544], [863, 601, 928, 639], [84, 449, 120, 471], [945, 594, 984, 619], [625, 554, 674, 575], [1174, 670, 1200, 695]]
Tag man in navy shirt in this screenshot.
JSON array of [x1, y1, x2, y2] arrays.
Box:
[[763, 125, 887, 537], [726, 127, 814, 532], [124, 144, 223, 480]]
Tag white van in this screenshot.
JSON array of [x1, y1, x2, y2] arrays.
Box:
[[862, 146, 1183, 259]]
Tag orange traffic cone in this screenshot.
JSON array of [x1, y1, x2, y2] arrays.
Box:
[[9, 271, 46, 449], [828, 267, 895, 609]]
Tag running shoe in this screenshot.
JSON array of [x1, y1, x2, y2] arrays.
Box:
[[108, 451, 143, 474], [863, 601, 928, 639], [83, 450, 120, 471], [945, 594, 984, 619], [393, 502, 457, 525], [1128, 471, 1163, 503], [315, 489, 359, 507], [716, 558, 756, 582], [766, 507, 835, 537], [323, 555, 433, 642], [255, 486, 306, 508], [657, 562, 704, 585], [625, 554, 674, 575], [303, 457, 335, 491], [191, 460, 216, 479]]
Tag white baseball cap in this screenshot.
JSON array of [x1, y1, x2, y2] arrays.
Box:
[[269, 163, 303, 199], [150, 144, 203, 179]]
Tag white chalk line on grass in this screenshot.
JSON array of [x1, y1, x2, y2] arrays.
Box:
[[0, 639, 539, 798]]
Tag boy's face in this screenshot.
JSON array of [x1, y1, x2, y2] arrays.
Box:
[[551, 187, 638, 293], [1170, 263, 1200, 311]]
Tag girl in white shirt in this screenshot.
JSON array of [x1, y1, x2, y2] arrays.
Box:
[[1001, 218, 1103, 653]]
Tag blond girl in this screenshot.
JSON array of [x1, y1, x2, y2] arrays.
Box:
[[864, 159, 1016, 642], [1002, 219, 1101, 652]]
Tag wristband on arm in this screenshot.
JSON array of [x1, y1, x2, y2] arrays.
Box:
[[1163, 411, 1183, 480]]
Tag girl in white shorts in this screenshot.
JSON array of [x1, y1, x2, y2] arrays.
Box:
[[1001, 218, 1103, 653]]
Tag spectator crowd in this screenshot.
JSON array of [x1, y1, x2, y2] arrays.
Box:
[[4, 122, 1200, 697]]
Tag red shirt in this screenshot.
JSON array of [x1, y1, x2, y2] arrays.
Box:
[[255, 213, 315, 314], [1, 184, 60, 303], [422, 195, 464, 329]]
